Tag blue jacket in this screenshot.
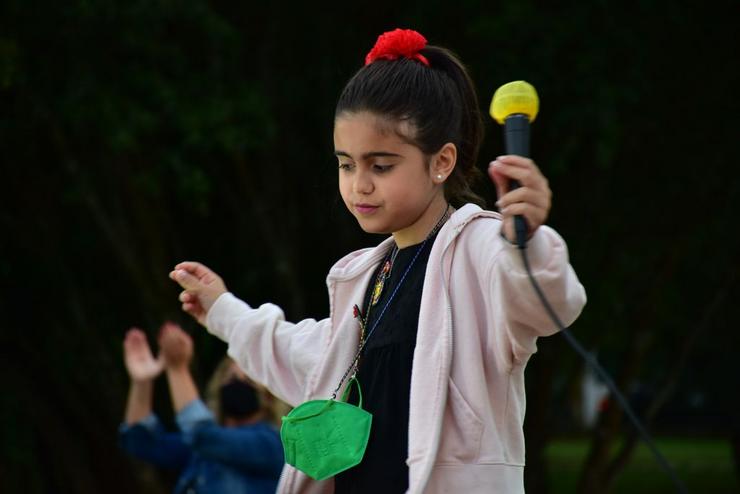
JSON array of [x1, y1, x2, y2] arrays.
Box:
[[119, 399, 284, 494]]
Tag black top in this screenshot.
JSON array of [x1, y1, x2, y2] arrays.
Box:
[[334, 234, 436, 493]]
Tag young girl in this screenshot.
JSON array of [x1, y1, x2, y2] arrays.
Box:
[[170, 29, 586, 494]]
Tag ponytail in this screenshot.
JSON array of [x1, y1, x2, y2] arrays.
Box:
[[421, 46, 485, 207]]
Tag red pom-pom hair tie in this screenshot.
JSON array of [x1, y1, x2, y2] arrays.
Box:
[[364, 28, 430, 67]]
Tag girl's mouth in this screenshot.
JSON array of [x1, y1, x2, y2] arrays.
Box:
[[355, 204, 379, 214]]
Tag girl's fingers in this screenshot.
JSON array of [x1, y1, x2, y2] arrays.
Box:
[[182, 302, 200, 315], [500, 212, 545, 242], [489, 158, 547, 189], [170, 269, 202, 290], [487, 164, 508, 199], [170, 261, 224, 326], [493, 163, 544, 188], [173, 261, 214, 280], [496, 186, 551, 211], [490, 156, 551, 233], [499, 201, 545, 218], [496, 155, 536, 167], [499, 203, 548, 228]]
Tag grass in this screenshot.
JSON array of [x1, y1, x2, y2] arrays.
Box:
[[545, 437, 739, 493]]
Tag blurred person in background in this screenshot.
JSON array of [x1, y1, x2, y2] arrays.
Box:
[[119, 322, 285, 494]]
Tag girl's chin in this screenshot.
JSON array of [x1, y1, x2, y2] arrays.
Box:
[[354, 218, 392, 235]]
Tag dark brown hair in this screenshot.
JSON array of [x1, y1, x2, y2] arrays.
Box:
[[335, 45, 485, 207]]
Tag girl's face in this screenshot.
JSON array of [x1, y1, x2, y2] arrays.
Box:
[[334, 112, 448, 246]]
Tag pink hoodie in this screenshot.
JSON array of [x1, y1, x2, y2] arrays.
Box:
[[206, 204, 586, 493]]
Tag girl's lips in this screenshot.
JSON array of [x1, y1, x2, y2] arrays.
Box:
[[355, 204, 379, 214]]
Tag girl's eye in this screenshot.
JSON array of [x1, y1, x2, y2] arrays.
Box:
[[373, 164, 394, 173], [338, 163, 354, 171]]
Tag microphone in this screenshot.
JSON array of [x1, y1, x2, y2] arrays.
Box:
[[489, 80, 540, 248]]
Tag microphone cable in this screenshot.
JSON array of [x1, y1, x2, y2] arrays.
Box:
[[517, 242, 689, 494]]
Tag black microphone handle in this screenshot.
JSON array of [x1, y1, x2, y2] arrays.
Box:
[[503, 114, 530, 248]]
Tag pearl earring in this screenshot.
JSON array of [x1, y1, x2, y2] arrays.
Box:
[[436, 174, 443, 180]]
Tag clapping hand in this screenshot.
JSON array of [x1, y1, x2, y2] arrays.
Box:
[[123, 328, 164, 382], [158, 322, 194, 370]]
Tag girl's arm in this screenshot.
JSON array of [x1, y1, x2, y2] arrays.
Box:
[[206, 293, 331, 406], [488, 223, 586, 362], [486, 155, 587, 361], [170, 262, 331, 406]]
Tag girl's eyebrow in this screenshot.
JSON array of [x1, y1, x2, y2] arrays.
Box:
[[334, 150, 403, 160]]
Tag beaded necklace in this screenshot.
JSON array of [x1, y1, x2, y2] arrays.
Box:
[[331, 204, 452, 399]]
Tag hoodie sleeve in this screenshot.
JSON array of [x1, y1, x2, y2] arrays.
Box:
[[487, 223, 587, 364], [206, 293, 331, 407]]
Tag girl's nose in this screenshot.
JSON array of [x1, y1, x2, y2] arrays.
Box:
[[353, 170, 374, 195]]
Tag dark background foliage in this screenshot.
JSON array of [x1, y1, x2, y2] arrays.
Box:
[[1, 1, 738, 492]]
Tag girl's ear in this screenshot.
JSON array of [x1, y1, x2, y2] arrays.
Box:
[[431, 143, 457, 184]]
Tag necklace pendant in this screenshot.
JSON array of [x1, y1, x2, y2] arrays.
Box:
[[381, 259, 391, 275], [371, 277, 385, 306], [371, 259, 392, 306]]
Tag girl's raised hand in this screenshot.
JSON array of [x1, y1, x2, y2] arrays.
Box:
[[169, 261, 227, 327], [488, 155, 552, 243], [123, 328, 164, 382]]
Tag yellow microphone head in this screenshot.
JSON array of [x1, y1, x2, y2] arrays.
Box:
[[490, 80, 539, 124]]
